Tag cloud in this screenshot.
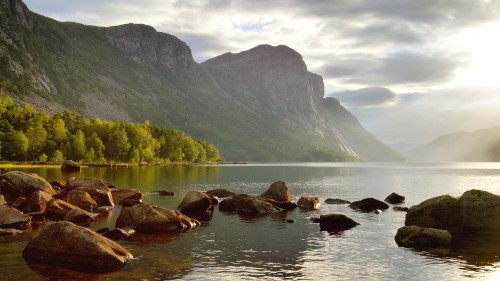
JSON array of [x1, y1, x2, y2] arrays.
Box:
[[329, 87, 398, 108]]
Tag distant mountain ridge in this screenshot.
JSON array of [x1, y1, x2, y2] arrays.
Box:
[[407, 125, 500, 162], [0, 0, 403, 162]]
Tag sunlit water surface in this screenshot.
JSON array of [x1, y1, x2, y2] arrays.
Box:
[[1, 162, 500, 280]]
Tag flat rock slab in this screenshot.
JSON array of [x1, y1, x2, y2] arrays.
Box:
[[0, 204, 31, 230]]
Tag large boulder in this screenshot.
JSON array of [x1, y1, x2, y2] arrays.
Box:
[[219, 194, 282, 214], [46, 199, 95, 223], [177, 191, 213, 215], [405, 195, 461, 232], [111, 188, 142, 206], [205, 189, 237, 198], [349, 198, 389, 213], [61, 160, 81, 172], [0, 171, 58, 203], [459, 189, 500, 233], [65, 190, 97, 212], [22, 221, 132, 272], [21, 191, 53, 213], [0, 204, 31, 230], [258, 181, 293, 202], [66, 177, 114, 206], [116, 204, 200, 232], [395, 225, 452, 248], [313, 214, 359, 232], [385, 192, 405, 204], [297, 196, 321, 210]]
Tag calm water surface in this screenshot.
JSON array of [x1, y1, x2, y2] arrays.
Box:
[[1, 162, 500, 280]]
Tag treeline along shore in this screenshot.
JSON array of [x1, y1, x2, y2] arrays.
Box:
[[0, 90, 222, 165]]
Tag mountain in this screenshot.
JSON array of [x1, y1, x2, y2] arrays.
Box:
[[407, 125, 500, 162], [0, 0, 403, 162]]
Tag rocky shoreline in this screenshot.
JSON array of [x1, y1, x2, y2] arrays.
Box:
[[1, 169, 499, 274]]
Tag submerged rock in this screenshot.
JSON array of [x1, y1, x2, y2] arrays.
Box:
[[0, 204, 31, 230], [61, 160, 81, 172], [393, 206, 409, 212], [395, 225, 452, 248], [116, 204, 200, 232], [297, 196, 321, 210], [0, 171, 58, 203], [22, 221, 133, 272], [101, 228, 136, 241], [205, 189, 237, 198], [324, 198, 351, 204], [156, 190, 175, 196], [258, 181, 293, 202], [385, 192, 405, 204], [349, 198, 389, 213], [313, 214, 359, 232]]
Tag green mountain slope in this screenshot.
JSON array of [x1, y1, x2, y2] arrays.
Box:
[[0, 0, 403, 162]]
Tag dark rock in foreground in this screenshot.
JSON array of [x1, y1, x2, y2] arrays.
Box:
[[205, 189, 237, 198], [0, 205, 31, 230], [116, 204, 200, 232], [406, 189, 500, 234], [312, 214, 359, 232], [21, 191, 53, 213], [297, 196, 320, 210], [349, 198, 389, 213], [324, 198, 351, 204], [385, 192, 405, 204], [61, 160, 81, 172], [395, 225, 452, 248], [22, 221, 132, 272]]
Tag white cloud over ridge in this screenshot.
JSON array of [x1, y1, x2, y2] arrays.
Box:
[[23, 0, 500, 145]]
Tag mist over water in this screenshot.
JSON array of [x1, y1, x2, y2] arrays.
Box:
[[1, 163, 500, 280]]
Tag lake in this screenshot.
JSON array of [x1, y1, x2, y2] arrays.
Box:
[[1, 162, 500, 280]]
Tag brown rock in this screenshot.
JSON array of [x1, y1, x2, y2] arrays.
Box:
[[111, 188, 142, 205], [22, 221, 133, 272], [116, 204, 200, 232], [314, 214, 359, 232], [67, 177, 108, 190], [46, 199, 94, 221], [11, 196, 26, 209], [61, 160, 81, 172], [65, 190, 97, 212], [205, 189, 237, 198], [0, 194, 6, 204], [405, 195, 460, 231], [395, 225, 452, 248], [21, 191, 53, 213], [237, 197, 282, 214], [349, 198, 389, 213], [297, 196, 321, 210], [0, 204, 31, 230], [101, 228, 135, 240], [50, 181, 66, 190], [393, 206, 409, 212], [177, 191, 213, 214], [258, 181, 293, 202], [0, 171, 58, 203], [77, 186, 114, 207], [63, 209, 96, 224], [0, 228, 24, 236], [324, 198, 351, 204], [156, 190, 175, 196]]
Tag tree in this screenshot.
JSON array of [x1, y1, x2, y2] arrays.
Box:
[[106, 127, 131, 162], [0, 129, 28, 161], [86, 132, 105, 161], [50, 150, 64, 163], [204, 143, 221, 162], [182, 136, 198, 162], [26, 123, 47, 159], [51, 118, 68, 144], [194, 142, 206, 163]]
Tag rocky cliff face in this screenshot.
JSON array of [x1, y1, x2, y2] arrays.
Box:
[[106, 24, 194, 71], [0, 0, 403, 161]]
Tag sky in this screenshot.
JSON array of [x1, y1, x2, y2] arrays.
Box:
[[23, 0, 500, 146]]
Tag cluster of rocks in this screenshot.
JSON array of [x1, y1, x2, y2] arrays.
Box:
[[394, 189, 500, 250], [0, 170, 200, 273]]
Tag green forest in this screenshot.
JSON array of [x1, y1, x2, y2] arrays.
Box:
[[0, 90, 222, 164]]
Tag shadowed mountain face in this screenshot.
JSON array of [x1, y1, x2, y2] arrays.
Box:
[[408, 125, 500, 162], [0, 0, 403, 162]]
